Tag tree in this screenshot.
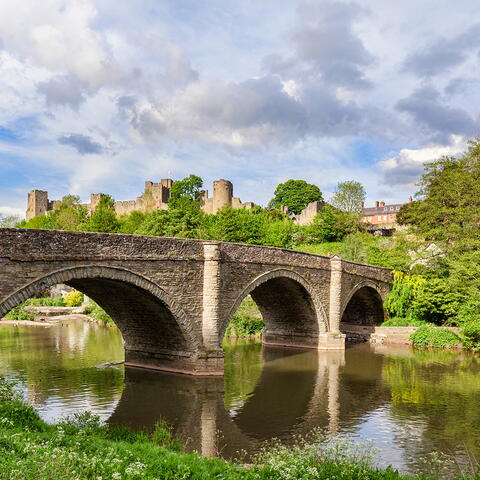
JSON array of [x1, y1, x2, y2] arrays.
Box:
[[269, 179, 323, 214], [82, 195, 120, 233], [330, 180, 366, 214], [169, 175, 203, 208], [398, 138, 480, 251]]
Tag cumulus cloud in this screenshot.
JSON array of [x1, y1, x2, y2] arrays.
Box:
[[403, 23, 480, 77], [0, 205, 24, 217], [58, 133, 104, 155], [396, 85, 478, 142], [37, 75, 86, 109], [378, 136, 466, 188]]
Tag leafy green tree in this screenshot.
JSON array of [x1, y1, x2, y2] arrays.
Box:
[[330, 180, 366, 214], [82, 195, 120, 233], [169, 174, 203, 208], [269, 179, 323, 214], [213, 206, 265, 244], [398, 138, 480, 251], [118, 211, 147, 234]]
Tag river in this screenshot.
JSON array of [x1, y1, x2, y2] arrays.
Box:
[[1, 317, 479, 477]]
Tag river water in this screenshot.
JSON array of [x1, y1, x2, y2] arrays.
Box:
[[1, 318, 480, 477]]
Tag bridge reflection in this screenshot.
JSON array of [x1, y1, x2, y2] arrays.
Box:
[[109, 343, 390, 458]]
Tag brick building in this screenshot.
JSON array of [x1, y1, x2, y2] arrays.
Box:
[[362, 197, 412, 235]]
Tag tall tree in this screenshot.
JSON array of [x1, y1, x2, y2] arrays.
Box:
[[330, 180, 366, 214], [83, 195, 120, 233], [169, 174, 203, 208], [398, 138, 480, 251], [269, 179, 323, 214]]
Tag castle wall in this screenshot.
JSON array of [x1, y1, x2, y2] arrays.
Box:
[[293, 201, 325, 226], [27, 178, 254, 220]]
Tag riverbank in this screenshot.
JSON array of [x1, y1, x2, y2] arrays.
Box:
[[0, 377, 432, 480]]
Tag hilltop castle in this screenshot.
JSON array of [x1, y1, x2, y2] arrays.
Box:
[[26, 179, 254, 221]]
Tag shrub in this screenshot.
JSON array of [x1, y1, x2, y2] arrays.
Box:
[[4, 303, 36, 321], [410, 325, 461, 348], [64, 290, 84, 307], [83, 301, 113, 325]]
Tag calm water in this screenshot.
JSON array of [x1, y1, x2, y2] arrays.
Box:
[[1, 318, 480, 476]]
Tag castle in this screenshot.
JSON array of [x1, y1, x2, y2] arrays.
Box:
[[26, 179, 255, 221]]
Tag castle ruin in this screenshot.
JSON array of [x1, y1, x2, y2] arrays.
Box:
[[26, 178, 254, 221]]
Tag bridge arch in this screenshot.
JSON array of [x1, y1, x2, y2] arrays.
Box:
[[221, 269, 328, 348], [0, 265, 199, 358], [340, 281, 385, 329]]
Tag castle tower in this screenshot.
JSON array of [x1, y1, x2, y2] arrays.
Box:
[[212, 179, 233, 214], [160, 178, 173, 205], [26, 190, 49, 221], [89, 193, 104, 214]]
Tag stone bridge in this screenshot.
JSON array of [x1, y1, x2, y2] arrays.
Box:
[[0, 229, 392, 375]]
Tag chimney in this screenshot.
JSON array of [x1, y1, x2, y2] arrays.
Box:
[[380, 201, 385, 207], [375, 200, 379, 208]]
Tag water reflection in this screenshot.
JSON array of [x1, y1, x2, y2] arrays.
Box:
[[1, 320, 480, 476]]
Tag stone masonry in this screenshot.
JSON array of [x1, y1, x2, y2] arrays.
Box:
[[0, 228, 392, 375]]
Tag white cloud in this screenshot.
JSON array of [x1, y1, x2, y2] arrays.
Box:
[[0, 206, 24, 217], [378, 135, 466, 188]]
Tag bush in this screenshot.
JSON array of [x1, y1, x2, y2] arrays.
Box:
[[225, 297, 264, 337], [83, 301, 113, 325], [410, 325, 461, 348], [4, 303, 36, 321], [64, 290, 84, 307]]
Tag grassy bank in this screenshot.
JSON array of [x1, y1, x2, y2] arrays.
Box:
[[0, 377, 431, 480]]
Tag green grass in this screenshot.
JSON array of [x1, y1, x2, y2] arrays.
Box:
[[0, 376, 430, 480], [381, 317, 431, 327], [294, 242, 343, 256], [410, 326, 462, 349]]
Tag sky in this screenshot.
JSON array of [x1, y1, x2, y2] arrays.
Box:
[[0, 0, 479, 217]]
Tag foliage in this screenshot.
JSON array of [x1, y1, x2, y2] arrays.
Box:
[[225, 297, 264, 337], [84, 301, 113, 325], [3, 303, 36, 321], [135, 200, 204, 238], [385, 271, 427, 320], [269, 179, 323, 214], [118, 210, 147, 234], [397, 137, 480, 251], [64, 290, 84, 307], [295, 233, 413, 270], [82, 194, 120, 233], [331, 180, 366, 214], [169, 174, 203, 208], [3, 297, 66, 321], [409, 325, 461, 348]]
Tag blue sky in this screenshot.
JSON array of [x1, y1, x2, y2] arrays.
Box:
[[0, 0, 479, 217]]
